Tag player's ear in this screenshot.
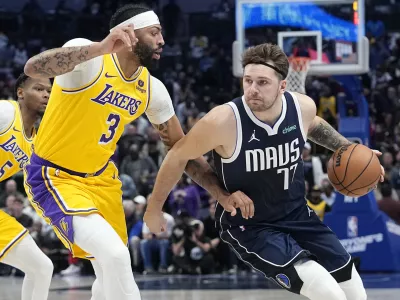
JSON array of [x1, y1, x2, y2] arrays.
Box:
[[17, 87, 24, 100], [280, 80, 287, 93]]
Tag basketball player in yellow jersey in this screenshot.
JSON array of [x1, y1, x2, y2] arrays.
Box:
[[0, 73, 53, 300], [24, 3, 253, 300]]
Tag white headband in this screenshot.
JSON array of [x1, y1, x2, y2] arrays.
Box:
[[110, 11, 160, 32]]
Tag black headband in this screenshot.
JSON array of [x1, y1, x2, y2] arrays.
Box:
[[259, 62, 287, 79]]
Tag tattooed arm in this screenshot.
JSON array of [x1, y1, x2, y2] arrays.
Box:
[[24, 42, 103, 79], [24, 25, 137, 79], [308, 117, 352, 151], [295, 92, 352, 151]]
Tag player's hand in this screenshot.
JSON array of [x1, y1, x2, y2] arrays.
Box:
[[371, 149, 385, 183], [143, 208, 167, 234], [99, 24, 138, 54], [218, 191, 254, 219]]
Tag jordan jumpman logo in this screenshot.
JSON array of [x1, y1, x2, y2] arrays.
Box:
[[248, 130, 260, 143]]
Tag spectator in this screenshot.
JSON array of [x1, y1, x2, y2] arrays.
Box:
[[302, 142, 325, 188], [171, 218, 215, 274], [123, 199, 136, 234], [203, 199, 236, 272], [169, 175, 201, 218], [0, 179, 24, 208], [120, 143, 158, 194], [320, 179, 337, 207], [140, 212, 175, 274], [9, 195, 33, 229], [307, 186, 332, 221], [128, 195, 147, 272], [121, 174, 138, 200], [190, 34, 209, 60], [377, 182, 400, 224]]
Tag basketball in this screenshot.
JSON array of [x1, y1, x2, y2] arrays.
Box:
[[327, 144, 381, 197]]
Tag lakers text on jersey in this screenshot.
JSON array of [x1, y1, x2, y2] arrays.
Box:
[[24, 54, 150, 259], [0, 100, 32, 261], [0, 101, 33, 181]]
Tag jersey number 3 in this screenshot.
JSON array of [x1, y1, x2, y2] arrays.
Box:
[[277, 163, 298, 190], [99, 113, 121, 144]]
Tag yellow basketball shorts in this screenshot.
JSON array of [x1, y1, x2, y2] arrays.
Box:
[[24, 155, 127, 259], [0, 210, 28, 261]]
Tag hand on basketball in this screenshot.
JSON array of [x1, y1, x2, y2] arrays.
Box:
[[143, 208, 167, 234], [100, 24, 138, 54], [218, 191, 254, 219], [372, 149, 385, 183]]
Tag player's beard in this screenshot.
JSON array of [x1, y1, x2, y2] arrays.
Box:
[[134, 41, 159, 69], [248, 88, 281, 112]]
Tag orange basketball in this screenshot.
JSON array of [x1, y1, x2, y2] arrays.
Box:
[[327, 144, 381, 197]]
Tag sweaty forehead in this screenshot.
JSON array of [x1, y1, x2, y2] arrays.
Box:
[[244, 64, 276, 78]]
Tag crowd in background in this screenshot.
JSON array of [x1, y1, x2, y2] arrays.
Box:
[[1, 0, 400, 276]]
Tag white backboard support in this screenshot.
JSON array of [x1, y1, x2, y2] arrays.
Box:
[[233, 0, 369, 77]]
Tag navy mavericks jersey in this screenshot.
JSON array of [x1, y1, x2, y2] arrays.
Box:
[[213, 91, 307, 226]]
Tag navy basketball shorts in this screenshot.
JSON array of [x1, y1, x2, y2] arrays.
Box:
[[219, 204, 352, 294]]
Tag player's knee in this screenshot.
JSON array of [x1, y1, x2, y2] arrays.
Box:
[[295, 260, 347, 300], [103, 243, 131, 269], [37, 255, 54, 278]]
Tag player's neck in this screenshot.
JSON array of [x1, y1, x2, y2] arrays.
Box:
[[116, 52, 141, 78], [252, 95, 283, 126], [19, 102, 36, 138]]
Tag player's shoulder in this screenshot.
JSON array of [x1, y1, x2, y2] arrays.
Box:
[[291, 92, 317, 114], [150, 75, 168, 93], [0, 100, 16, 133], [62, 37, 94, 47], [202, 103, 236, 127]]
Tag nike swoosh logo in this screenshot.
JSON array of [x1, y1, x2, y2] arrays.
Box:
[[13, 127, 21, 132], [105, 73, 117, 78]]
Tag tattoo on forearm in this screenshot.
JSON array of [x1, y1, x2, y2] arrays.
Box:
[[185, 159, 225, 200], [29, 46, 91, 78], [308, 118, 351, 151], [152, 122, 172, 151]]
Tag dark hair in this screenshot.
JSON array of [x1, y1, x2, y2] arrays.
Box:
[[109, 3, 152, 30], [242, 43, 289, 80], [14, 73, 30, 100]]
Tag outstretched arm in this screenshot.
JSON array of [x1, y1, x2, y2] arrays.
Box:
[[24, 25, 136, 79], [24, 42, 103, 79]]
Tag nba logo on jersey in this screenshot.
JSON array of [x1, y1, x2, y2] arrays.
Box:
[[347, 216, 358, 237]]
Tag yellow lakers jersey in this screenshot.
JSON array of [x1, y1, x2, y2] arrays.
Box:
[[34, 54, 151, 173], [0, 101, 34, 181], [317, 96, 336, 117], [307, 200, 327, 221]]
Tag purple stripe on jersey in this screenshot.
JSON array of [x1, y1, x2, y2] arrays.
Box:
[[25, 163, 75, 243]]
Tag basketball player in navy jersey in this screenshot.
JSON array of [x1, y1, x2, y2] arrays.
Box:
[[145, 43, 385, 300]]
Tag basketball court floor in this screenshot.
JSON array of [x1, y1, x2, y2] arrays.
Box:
[[1, 273, 399, 300]]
